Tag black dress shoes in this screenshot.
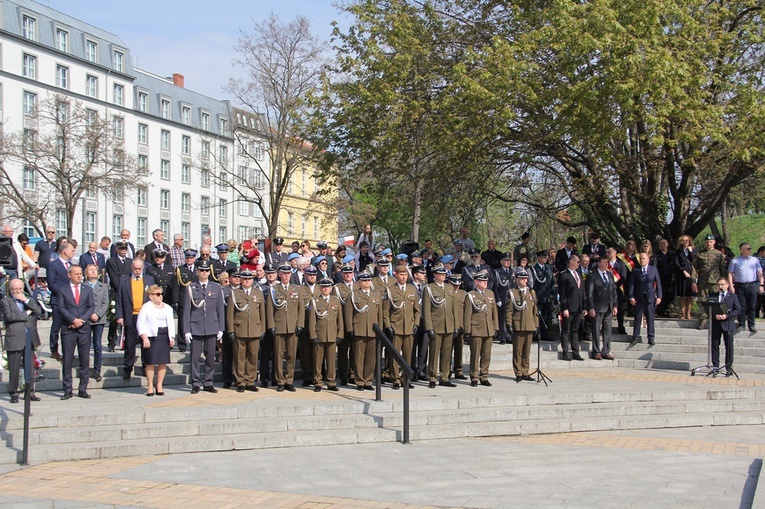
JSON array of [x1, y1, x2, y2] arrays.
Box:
[[30, 394, 41, 401], [648, 339, 655, 345], [9, 395, 19, 403], [428, 381, 436, 388], [328, 386, 339, 392], [285, 384, 296, 392], [276, 385, 285, 392], [77, 392, 91, 399], [223, 382, 232, 389], [261, 381, 269, 388], [191, 386, 200, 394], [123, 374, 131, 382], [356, 385, 364, 391], [470, 380, 478, 387], [572, 354, 585, 361], [302, 379, 312, 387], [480, 380, 492, 387], [439, 381, 456, 387], [314, 386, 322, 392], [203, 386, 218, 393], [237, 386, 246, 393], [418, 374, 428, 381], [454, 374, 468, 380], [61, 392, 73, 400], [392, 382, 401, 390], [515, 376, 523, 383], [340, 378, 348, 386], [522, 375, 535, 381], [365, 386, 374, 391], [245, 385, 259, 392]]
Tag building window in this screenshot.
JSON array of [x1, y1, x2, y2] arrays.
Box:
[[85, 40, 97, 62], [55, 100, 68, 123], [301, 169, 307, 197], [55, 210, 67, 237], [113, 84, 123, 105], [23, 220, 35, 239], [22, 167, 35, 190], [112, 215, 123, 239], [181, 223, 190, 248], [56, 65, 68, 88], [160, 220, 169, 239], [85, 75, 97, 97], [22, 54, 36, 79], [201, 112, 209, 131], [219, 145, 228, 166], [113, 50, 124, 72], [56, 29, 68, 52], [22, 91, 36, 115], [288, 177, 293, 195], [84, 212, 96, 242], [160, 189, 169, 209], [301, 214, 306, 237], [201, 169, 210, 188], [86, 188, 97, 199], [85, 109, 97, 129], [181, 193, 190, 212], [112, 116, 124, 139], [22, 129, 36, 152], [137, 218, 147, 246], [160, 130, 170, 150], [201, 141, 210, 160], [219, 227, 227, 243], [253, 143, 264, 161], [182, 106, 190, 125], [160, 99, 170, 119], [182, 135, 190, 155], [238, 226, 248, 241], [239, 199, 249, 216], [137, 186, 147, 206], [314, 216, 319, 238], [137, 124, 147, 145], [201, 196, 210, 215], [22, 16, 36, 40], [219, 171, 228, 190], [181, 164, 190, 184], [219, 199, 227, 218], [219, 117, 228, 134], [160, 160, 170, 180], [138, 155, 147, 170], [287, 212, 294, 235], [137, 92, 147, 112]]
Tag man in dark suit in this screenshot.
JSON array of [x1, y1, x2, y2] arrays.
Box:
[[710, 277, 741, 375], [606, 247, 629, 334], [105, 240, 133, 351], [582, 232, 607, 268], [146, 249, 174, 305], [47, 241, 76, 360], [1, 279, 42, 403], [555, 236, 579, 274], [629, 252, 663, 345], [78, 241, 107, 273], [115, 258, 155, 381], [212, 244, 237, 277], [144, 229, 171, 265], [58, 265, 95, 399], [558, 254, 586, 360], [110, 229, 135, 259], [587, 257, 618, 360]]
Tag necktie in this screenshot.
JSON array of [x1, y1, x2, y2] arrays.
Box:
[[364, 290, 369, 297], [602, 272, 608, 287], [73, 284, 80, 305], [720, 293, 724, 302], [65, 260, 70, 270], [201, 284, 206, 293], [574, 271, 580, 288]]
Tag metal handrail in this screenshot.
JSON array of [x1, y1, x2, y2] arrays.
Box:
[[372, 323, 413, 444]]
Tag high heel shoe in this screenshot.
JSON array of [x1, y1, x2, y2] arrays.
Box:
[[146, 390, 154, 397], [155, 389, 165, 396]]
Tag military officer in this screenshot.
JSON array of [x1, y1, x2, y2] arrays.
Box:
[[462, 248, 493, 293], [259, 263, 278, 387], [383, 264, 421, 389], [344, 272, 384, 391], [492, 252, 515, 344], [693, 234, 727, 329], [146, 249, 174, 306], [182, 260, 224, 393], [227, 269, 267, 392], [171, 249, 198, 352], [530, 250, 554, 340], [410, 264, 429, 380], [508, 270, 539, 382], [266, 237, 289, 267], [335, 263, 358, 385], [213, 244, 237, 277], [463, 270, 499, 386], [423, 263, 459, 388], [268, 264, 306, 392], [373, 258, 395, 292], [299, 266, 321, 386], [448, 274, 468, 380], [308, 278, 344, 391]]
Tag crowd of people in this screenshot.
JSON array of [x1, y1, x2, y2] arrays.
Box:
[[1, 223, 763, 402]]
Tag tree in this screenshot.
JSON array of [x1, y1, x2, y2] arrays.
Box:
[[0, 95, 143, 238], [223, 14, 327, 237]]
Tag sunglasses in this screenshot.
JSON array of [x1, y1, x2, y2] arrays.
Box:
[[151, 293, 163, 296]]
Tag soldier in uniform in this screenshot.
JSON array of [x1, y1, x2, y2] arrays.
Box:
[[182, 260, 224, 393], [335, 263, 358, 385], [266, 237, 289, 267], [462, 248, 493, 293], [171, 249, 198, 352], [530, 250, 554, 340], [213, 244, 237, 277], [227, 269, 267, 392], [269, 264, 306, 392], [410, 265, 429, 380], [383, 264, 421, 389], [299, 266, 321, 386], [147, 249, 174, 306], [373, 258, 395, 292], [693, 234, 727, 329], [259, 263, 278, 387], [195, 245, 218, 282], [344, 272, 384, 391], [492, 252, 516, 344], [507, 270, 538, 382], [448, 274, 468, 380], [423, 264, 459, 388], [104, 240, 133, 352], [219, 270, 234, 389], [308, 278, 344, 391], [463, 270, 499, 386]]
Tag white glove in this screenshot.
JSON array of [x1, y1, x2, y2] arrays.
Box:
[[497, 301, 502, 307], [185, 333, 192, 341], [216, 331, 223, 340]]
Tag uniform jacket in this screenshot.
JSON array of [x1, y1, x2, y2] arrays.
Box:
[[343, 288, 383, 337], [172, 264, 197, 305], [530, 263, 554, 302], [110, 241, 136, 259], [464, 289, 499, 337], [453, 287, 467, 331], [227, 286, 268, 338], [270, 283, 306, 334], [105, 256, 133, 293], [492, 267, 515, 305], [213, 259, 237, 278], [115, 274, 156, 326], [422, 283, 458, 334], [462, 263, 493, 293], [383, 283, 421, 335], [507, 287, 538, 332], [308, 294, 344, 343], [0, 294, 42, 350], [147, 262, 175, 304], [182, 280, 225, 336]]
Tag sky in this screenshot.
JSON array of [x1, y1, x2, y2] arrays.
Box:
[[40, 0, 350, 100]]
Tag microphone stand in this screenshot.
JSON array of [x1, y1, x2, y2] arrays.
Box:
[[529, 310, 552, 386]]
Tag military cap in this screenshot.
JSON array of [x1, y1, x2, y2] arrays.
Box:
[[341, 263, 354, 273], [215, 243, 229, 252], [319, 278, 333, 287], [447, 273, 462, 284], [239, 269, 254, 279], [410, 251, 423, 259], [395, 253, 408, 261], [154, 248, 168, 257], [441, 254, 454, 264], [373, 247, 383, 257], [410, 265, 426, 275], [432, 264, 448, 274], [313, 255, 326, 265], [357, 272, 372, 281], [184, 248, 198, 258], [453, 239, 463, 245], [317, 241, 328, 248], [515, 270, 529, 279], [474, 270, 489, 281], [468, 248, 481, 256], [704, 234, 716, 241], [304, 266, 318, 275], [115, 240, 129, 250], [536, 250, 549, 258], [377, 258, 390, 266], [419, 248, 430, 257], [196, 259, 212, 271], [288, 252, 301, 261], [273, 237, 284, 245], [277, 264, 292, 273], [501, 252, 513, 260], [342, 254, 354, 264], [381, 248, 392, 256], [394, 264, 409, 274], [264, 263, 277, 274]]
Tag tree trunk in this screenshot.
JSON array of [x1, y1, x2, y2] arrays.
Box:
[[721, 200, 730, 247], [411, 180, 422, 243]]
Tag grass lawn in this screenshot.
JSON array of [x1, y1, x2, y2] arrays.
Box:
[[695, 213, 765, 250]]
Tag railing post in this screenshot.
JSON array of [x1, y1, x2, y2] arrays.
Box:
[[375, 327, 382, 401], [402, 370, 410, 444], [21, 325, 32, 466]]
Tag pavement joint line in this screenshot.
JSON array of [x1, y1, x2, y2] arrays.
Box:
[[483, 433, 765, 457]]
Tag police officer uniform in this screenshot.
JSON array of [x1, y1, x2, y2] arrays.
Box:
[[507, 271, 538, 381], [448, 274, 468, 380], [147, 249, 174, 306], [171, 249, 199, 352], [383, 265, 421, 389], [492, 252, 516, 345], [462, 248, 493, 293], [227, 270, 268, 392], [266, 237, 289, 267], [344, 272, 383, 390], [298, 266, 321, 386], [464, 270, 499, 386], [213, 244, 237, 278], [422, 264, 459, 388], [269, 264, 306, 391], [335, 264, 358, 384], [308, 278, 344, 391], [530, 251, 554, 340]]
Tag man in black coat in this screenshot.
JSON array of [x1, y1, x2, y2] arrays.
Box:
[[146, 249, 174, 305], [710, 277, 741, 375], [1, 279, 42, 402], [144, 229, 171, 265], [555, 236, 579, 274], [115, 259, 155, 380], [558, 254, 586, 361], [629, 252, 663, 345], [582, 232, 607, 268], [105, 240, 133, 351], [587, 257, 618, 360]]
